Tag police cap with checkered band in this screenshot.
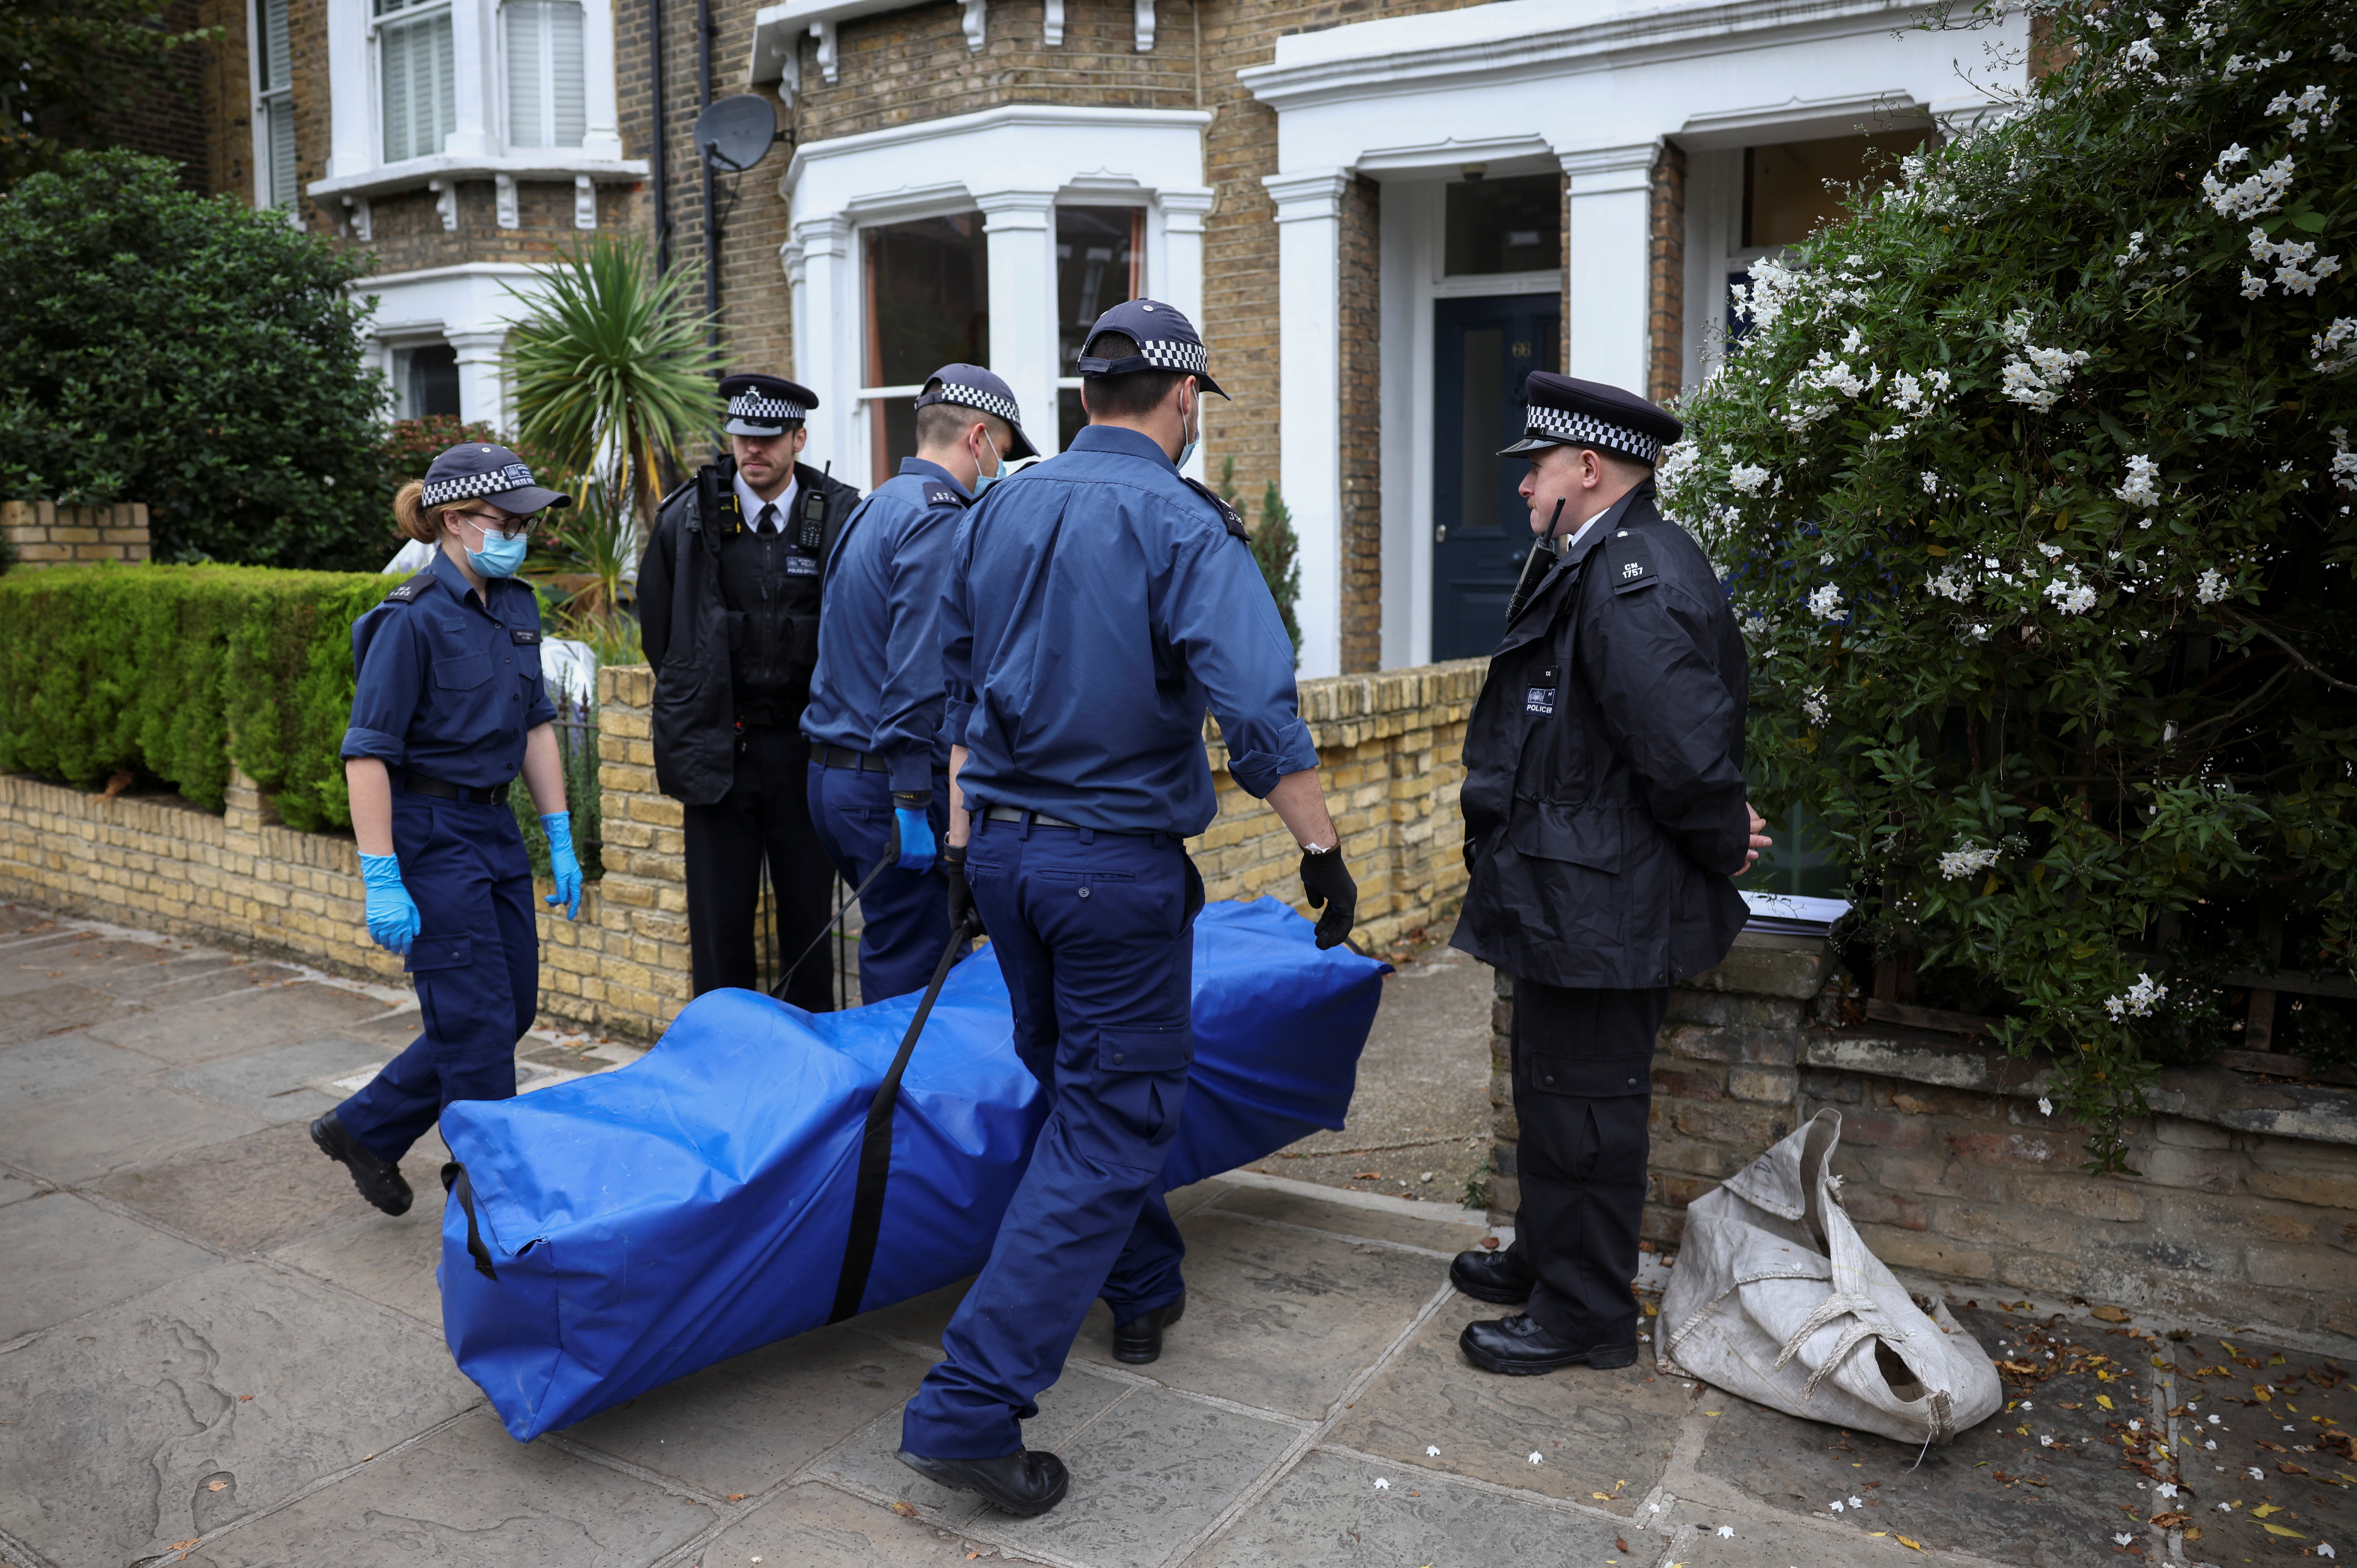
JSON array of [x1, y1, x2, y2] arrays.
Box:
[[720, 372, 819, 437], [914, 363, 1039, 460], [1499, 371, 1682, 465], [1075, 299, 1228, 399], [419, 443, 572, 514]]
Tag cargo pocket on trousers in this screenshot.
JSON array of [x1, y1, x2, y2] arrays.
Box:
[[1097, 1027, 1193, 1153], [405, 935, 473, 1041], [1526, 1050, 1651, 1097]]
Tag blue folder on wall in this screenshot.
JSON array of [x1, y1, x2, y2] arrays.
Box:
[[436, 897, 1388, 1441]]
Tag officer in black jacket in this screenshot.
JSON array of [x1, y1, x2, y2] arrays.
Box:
[[1447, 372, 1770, 1375], [638, 373, 864, 1006]]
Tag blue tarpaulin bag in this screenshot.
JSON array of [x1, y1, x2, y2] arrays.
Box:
[[436, 897, 1387, 1441]]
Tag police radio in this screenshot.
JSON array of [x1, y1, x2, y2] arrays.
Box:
[[796, 461, 830, 551]]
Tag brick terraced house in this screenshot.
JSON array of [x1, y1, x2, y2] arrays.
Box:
[[168, 0, 2024, 677]]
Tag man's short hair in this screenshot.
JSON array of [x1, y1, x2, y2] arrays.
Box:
[[1582, 444, 1655, 481], [915, 400, 1011, 450], [1079, 333, 1187, 420]]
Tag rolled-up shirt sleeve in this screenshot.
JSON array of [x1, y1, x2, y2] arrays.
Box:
[[937, 516, 979, 750], [1163, 527, 1319, 798], [340, 611, 423, 768]]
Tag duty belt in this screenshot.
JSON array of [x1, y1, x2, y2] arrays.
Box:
[[816, 744, 891, 773], [982, 804, 1086, 830], [399, 771, 510, 806]]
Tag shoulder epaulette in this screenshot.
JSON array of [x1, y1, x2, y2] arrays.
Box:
[[922, 480, 968, 509], [657, 474, 696, 511], [1181, 477, 1250, 542], [384, 578, 425, 603], [1604, 525, 1659, 595]]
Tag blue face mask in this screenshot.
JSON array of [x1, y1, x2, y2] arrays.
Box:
[[465, 529, 530, 579], [970, 431, 1005, 498], [1174, 390, 1199, 473]]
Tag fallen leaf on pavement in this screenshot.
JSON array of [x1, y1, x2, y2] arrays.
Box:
[[891, 1501, 918, 1517], [206, 1480, 227, 1492], [2151, 1511, 2189, 1528], [725, 1493, 746, 1502], [1352, 1172, 1382, 1181], [2092, 1306, 2131, 1323], [2261, 1523, 2308, 1538], [237, 1395, 253, 1402], [171, 1542, 198, 1552], [1617, 1539, 1631, 1553], [1896, 1536, 1925, 1550]]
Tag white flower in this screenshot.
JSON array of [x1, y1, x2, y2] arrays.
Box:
[[2040, 1434, 2054, 1446], [1807, 583, 1846, 621], [2114, 230, 2147, 267], [2205, 1439, 2217, 1450], [2129, 1419, 2143, 1431], [2318, 1544, 2336, 1560], [2038, 1096, 2054, 1116], [2317, 320, 2357, 375], [1801, 687, 1830, 726], [2216, 143, 2250, 169], [2250, 1466, 2267, 1481], [1717, 1526, 1736, 1538], [2123, 36, 2160, 69], [1921, 471, 1940, 494], [2208, 1415, 2221, 1424], [1963, 623, 1991, 643], [2114, 1534, 2135, 1547], [2241, 267, 2270, 300], [1528, 1452, 1544, 1465], [2221, 1500, 2238, 1510], [2203, 155, 2296, 221], [2045, 576, 2097, 616], [2115, 453, 2161, 507], [2002, 345, 2091, 410], [1729, 462, 1773, 495], [1849, 1496, 1864, 1508], [1830, 1500, 1847, 1512], [2105, 973, 2169, 1020], [1939, 843, 2001, 879], [1373, 1477, 1391, 1490], [2158, 1483, 2178, 1498], [2195, 567, 2230, 605], [2332, 429, 2357, 491]]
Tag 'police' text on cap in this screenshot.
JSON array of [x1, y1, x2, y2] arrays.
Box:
[[420, 443, 572, 514]]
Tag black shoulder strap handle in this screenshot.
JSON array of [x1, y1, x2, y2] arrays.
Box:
[[440, 1161, 500, 1281], [828, 912, 980, 1323]]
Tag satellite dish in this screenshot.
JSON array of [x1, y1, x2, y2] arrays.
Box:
[[694, 94, 779, 173]]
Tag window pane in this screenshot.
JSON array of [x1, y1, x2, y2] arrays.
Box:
[[1444, 174, 1561, 276], [1056, 206, 1139, 375], [1742, 132, 1926, 249], [405, 344, 461, 419], [864, 214, 988, 388], [506, 1, 585, 149], [266, 99, 297, 210], [381, 11, 456, 162], [260, 0, 292, 90], [1457, 327, 1503, 533]]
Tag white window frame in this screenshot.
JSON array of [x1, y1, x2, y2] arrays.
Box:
[[249, 0, 298, 218], [369, 0, 459, 168], [497, 0, 589, 152]]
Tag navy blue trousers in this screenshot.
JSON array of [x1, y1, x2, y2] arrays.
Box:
[[900, 816, 1199, 1459], [805, 763, 958, 1003], [336, 791, 534, 1164]]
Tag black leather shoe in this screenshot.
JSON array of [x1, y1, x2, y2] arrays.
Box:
[[1111, 1291, 1185, 1365], [1449, 1247, 1534, 1305], [897, 1448, 1070, 1517], [311, 1113, 413, 1216], [1460, 1314, 1638, 1376]]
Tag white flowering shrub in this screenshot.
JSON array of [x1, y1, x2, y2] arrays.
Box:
[[1660, 0, 2357, 1166]]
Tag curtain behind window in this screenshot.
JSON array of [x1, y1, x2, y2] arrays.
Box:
[[505, 1, 586, 149], [258, 0, 296, 208], [380, 3, 456, 163]]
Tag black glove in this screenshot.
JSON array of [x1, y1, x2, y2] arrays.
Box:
[[1299, 845, 1357, 951], [943, 843, 985, 938]]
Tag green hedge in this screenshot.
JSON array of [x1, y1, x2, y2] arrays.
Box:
[[0, 564, 401, 831]]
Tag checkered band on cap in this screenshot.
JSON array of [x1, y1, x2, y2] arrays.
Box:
[[1136, 338, 1208, 376], [922, 381, 1021, 426], [728, 389, 808, 424], [1525, 405, 1662, 463], [422, 463, 539, 508]]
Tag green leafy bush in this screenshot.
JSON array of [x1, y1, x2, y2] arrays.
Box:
[[1218, 457, 1304, 662], [0, 564, 399, 830], [1660, 0, 2357, 1165], [0, 152, 392, 569]]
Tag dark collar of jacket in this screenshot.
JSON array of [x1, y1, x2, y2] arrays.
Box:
[[421, 541, 528, 618], [1064, 423, 1179, 470], [1494, 481, 1654, 657]]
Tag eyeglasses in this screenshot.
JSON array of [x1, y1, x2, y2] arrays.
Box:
[[449, 509, 540, 541]]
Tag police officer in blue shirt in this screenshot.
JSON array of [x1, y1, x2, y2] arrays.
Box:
[[802, 365, 1035, 1001], [310, 444, 584, 1216], [896, 301, 1360, 1516]]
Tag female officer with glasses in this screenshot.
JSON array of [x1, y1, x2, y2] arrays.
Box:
[[309, 443, 584, 1217]]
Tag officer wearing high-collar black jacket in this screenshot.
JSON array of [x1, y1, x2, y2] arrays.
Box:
[[1447, 372, 1771, 1376], [639, 373, 863, 1007]]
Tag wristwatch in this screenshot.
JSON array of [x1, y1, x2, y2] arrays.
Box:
[[1300, 842, 1335, 855]]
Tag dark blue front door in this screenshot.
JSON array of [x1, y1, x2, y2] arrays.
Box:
[[1432, 293, 1560, 660]]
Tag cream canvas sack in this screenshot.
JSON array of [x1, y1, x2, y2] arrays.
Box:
[[1656, 1108, 2002, 1447]]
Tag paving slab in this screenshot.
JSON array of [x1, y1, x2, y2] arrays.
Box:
[[1328, 1292, 1692, 1511], [1665, 1495, 1995, 1567], [90, 979, 397, 1066], [0, 1188, 217, 1339], [0, 980, 133, 1045], [562, 1323, 939, 1499], [0, 1168, 41, 1207], [0, 932, 153, 997], [0, 1028, 143, 1100], [0, 1070, 273, 1184], [269, 1192, 450, 1327], [1199, 1181, 1488, 1256], [180, 1409, 716, 1568], [165, 1034, 385, 1122], [851, 1276, 972, 1356], [1066, 1210, 1445, 1420], [0, 1258, 481, 1568], [1203, 1446, 1623, 1567], [97, 1118, 380, 1255], [692, 1482, 993, 1566], [2157, 1328, 2357, 1563], [89, 954, 298, 1004]]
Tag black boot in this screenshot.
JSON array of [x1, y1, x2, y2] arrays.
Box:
[[1111, 1291, 1186, 1365], [897, 1448, 1070, 1517], [1448, 1247, 1534, 1305], [1460, 1314, 1637, 1376], [311, 1113, 413, 1216]]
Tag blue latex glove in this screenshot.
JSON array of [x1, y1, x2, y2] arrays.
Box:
[[540, 812, 582, 920], [889, 802, 937, 876], [359, 853, 420, 955]]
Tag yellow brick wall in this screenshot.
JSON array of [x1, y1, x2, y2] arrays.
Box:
[[2, 501, 153, 567], [0, 660, 1486, 1039]]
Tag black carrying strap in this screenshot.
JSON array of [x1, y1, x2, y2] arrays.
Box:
[[827, 913, 979, 1323], [440, 1162, 500, 1281]]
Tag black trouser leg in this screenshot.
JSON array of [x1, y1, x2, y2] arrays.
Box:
[[1508, 977, 1667, 1346], [682, 722, 835, 1008]]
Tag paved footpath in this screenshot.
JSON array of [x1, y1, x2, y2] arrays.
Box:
[[3, 900, 2352, 1568]]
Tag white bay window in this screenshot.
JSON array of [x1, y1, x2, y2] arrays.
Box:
[[376, 0, 458, 165], [253, 0, 298, 211], [504, 1, 587, 149]]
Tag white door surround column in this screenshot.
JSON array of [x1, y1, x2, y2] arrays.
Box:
[[974, 186, 1062, 457], [1157, 186, 1214, 353], [447, 328, 510, 426], [788, 213, 860, 480], [1263, 168, 1351, 681], [1561, 142, 1662, 397]]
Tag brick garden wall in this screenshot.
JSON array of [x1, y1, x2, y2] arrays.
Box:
[[1, 503, 153, 567], [1487, 935, 2357, 1339]]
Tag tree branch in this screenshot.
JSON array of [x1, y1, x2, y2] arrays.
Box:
[[2223, 610, 2357, 694]]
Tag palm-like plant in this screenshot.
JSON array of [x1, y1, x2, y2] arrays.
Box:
[[505, 236, 724, 527]]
